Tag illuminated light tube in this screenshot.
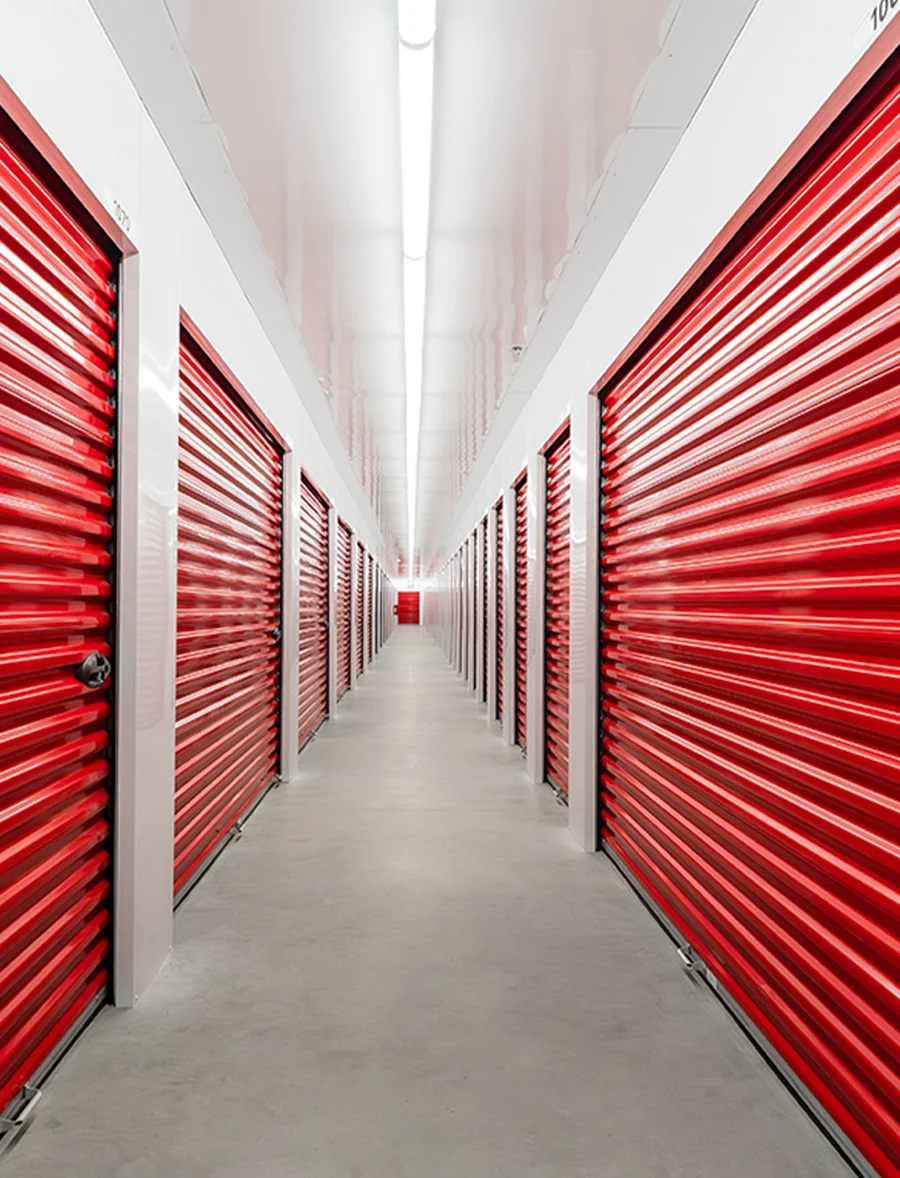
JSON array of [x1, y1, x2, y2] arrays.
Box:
[[404, 253, 426, 573], [399, 0, 436, 49], [399, 0, 435, 573]]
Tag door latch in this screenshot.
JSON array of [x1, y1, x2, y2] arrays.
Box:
[[0, 1085, 42, 1135], [74, 652, 112, 689]]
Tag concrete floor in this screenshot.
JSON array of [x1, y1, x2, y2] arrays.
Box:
[[5, 629, 853, 1178]]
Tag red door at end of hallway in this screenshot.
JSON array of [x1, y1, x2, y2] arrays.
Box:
[[514, 473, 528, 750], [336, 520, 352, 698], [0, 122, 117, 1118], [544, 425, 570, 796], [298, 473, 329, 750], [600, 55, 900, 1178], [175, 333, 283, 902], [396, 592, 420, 624]]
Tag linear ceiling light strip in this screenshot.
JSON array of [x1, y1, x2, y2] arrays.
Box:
[[398, 0, 436, 577]]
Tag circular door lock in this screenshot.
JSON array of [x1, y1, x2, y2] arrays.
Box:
[[74, 652, 112, 689]]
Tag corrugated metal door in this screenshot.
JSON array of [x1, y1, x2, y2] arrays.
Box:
[[514, 474, 528, 750], [495, 500, 504, 722], [471, 530, 478, 691], [452, 551, 459, 673], [600, 59, 900, 1178], [369, 567, 376, 654], [397, 592, 420, 623], [378, 568, 383, 649], [481, 517, 488, 703], [175, 333, 282, 901], [544, 427, 571, 796], [298, 473, 329, 750], [0, 124, 117, 1118], [367, 554, 374, 664], [356, 543, 365, 678], [336, 520, 352, 698]]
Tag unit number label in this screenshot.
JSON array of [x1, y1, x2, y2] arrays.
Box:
[[112, 200, 132, 234], [871, 0, 900, 31], [854, 0, 899, 58]]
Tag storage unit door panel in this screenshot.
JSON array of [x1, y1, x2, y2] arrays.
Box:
[[369, 567, 376, 654], [356, 545, 365, 677], [336, 521, 352, 698], [600, 61, 900, 1178], [481, 519, 488, 702], [496, 503, 504, 722], [0, 126, 116, 1116], [397, 592, 419, 623], [514, 478, 528, 749], [452, 560, 459, 673], [367, 555, 374, 664], [175, 335, 282, 900], [544, 429, 570, 795], [299, 476, 329, 749], [471, 532, 478, 690]]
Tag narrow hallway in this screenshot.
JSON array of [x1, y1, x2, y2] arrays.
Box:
[[5, 631, 851, 1178]]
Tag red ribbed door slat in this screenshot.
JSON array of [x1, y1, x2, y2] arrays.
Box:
[[356, 544, 365, 677], [175, 334, 282, 901], [336, 521, 352, 698], [544, 427, 570, 795], [514, 476, 528, 749], [600, 59, 900, 1178], [298, 474, 329, 749], [495, 501, 504, 721], [0, 125, 116, 1117]]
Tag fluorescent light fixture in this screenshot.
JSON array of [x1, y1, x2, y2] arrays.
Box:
[[405, 254, 427, 568], [399, 38, 434, 260], [399, 0, 435, 570], [399, 0, 436, 47]]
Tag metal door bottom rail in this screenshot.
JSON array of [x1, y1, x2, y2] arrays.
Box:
[[602, 842, 877, 1178]]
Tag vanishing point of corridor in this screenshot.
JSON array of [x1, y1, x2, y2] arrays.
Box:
[[4, 631, 851, 1178]]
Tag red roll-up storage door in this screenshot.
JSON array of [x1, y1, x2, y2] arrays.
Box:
[[600, 57, 900, 1178], [544, 426, 570, 796], [336, 520, 352, 698], [471, 530, 478, 691], [460, 549, 465, 674], [298, 473, 329, 750], [175, 333, 282, 901], [495, 500, 504, 722], [367, 554, 374, 664], [0, 123, 116, 1118], [397, 591, 420, 624], [369, 563, 376, 650], [356, 543, 365, 678], [452, 551, 459, 673], [481, 517, 488, 703], [459, 548, 466, 678], [514, 474, 528, 750]]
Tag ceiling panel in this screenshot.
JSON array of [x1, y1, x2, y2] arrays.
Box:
[[151, 0, 758, 571]]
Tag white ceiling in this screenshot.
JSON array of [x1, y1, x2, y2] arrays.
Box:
[[97, 0, 759, 571]]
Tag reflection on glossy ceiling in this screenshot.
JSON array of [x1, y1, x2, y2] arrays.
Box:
[[163, 0, 757, 571]]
